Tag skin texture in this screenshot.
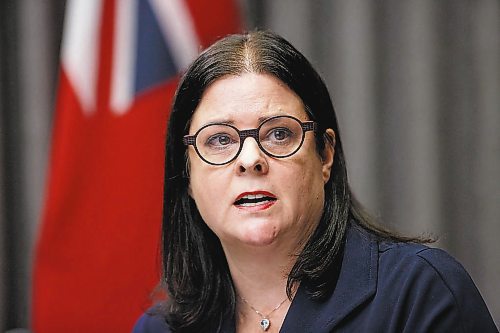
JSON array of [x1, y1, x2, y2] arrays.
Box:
[[187, 73, 335, 332]]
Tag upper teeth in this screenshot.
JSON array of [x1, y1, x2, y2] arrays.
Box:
[[242, 194, 265, 200]]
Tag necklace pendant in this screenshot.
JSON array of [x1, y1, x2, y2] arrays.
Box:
[[260, 318, 270, 331]]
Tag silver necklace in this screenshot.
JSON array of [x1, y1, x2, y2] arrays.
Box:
[[239, 296, 288, 331]]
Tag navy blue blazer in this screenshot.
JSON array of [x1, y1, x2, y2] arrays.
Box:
[[132, 225, 498, 332]]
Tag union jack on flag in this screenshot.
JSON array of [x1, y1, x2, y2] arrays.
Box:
[[33, 0, 240, 332], [64, 0, 202, 115]]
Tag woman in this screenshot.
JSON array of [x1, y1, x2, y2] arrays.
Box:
[[133, 31, 497, 332]]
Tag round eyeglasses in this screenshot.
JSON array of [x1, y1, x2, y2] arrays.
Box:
[[183, 115, 317, 166]]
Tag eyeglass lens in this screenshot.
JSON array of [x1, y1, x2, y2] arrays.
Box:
[[195, 116, 305, 165]]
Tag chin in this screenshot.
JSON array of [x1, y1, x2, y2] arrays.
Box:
[[239, 223, 279, 247]]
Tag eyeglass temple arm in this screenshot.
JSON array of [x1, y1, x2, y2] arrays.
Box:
[[183, 136, 196, 145], [302, 121, 317, 132]]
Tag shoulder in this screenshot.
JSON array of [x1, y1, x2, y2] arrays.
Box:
[[377, 239, 476, 295], [131, 309, 171, 333], [378, 239, 460, 276], [373, 238, 497, 332]]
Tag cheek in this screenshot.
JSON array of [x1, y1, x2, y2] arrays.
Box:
[[191, 170, 218, 202], [188, 152, 213, 197], [299, 170, 325, 215], [188, 160, 209, 203], [281, 154, 326, 214], [188, 164, 230, 219], [189, 176, 218, 232]]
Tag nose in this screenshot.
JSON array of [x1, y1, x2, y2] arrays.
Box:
[[235, 137, 269, 175]]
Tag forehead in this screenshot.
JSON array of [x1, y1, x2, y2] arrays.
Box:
[[190, 73, 307, 130]]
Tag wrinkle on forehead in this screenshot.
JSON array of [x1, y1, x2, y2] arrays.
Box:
[[191, 74, 308, 130]]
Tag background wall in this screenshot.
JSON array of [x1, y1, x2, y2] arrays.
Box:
[[1, 0, 498, 330], [1, 1, 65, 330]]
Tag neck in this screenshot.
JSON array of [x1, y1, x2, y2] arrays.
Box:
[[221, 241, 298, 332], [223, 241, 296, 305]]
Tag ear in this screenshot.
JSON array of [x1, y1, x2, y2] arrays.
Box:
[[321, 129, 335, 183]]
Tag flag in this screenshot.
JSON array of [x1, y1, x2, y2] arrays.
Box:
[[32, 1, 241, 332]]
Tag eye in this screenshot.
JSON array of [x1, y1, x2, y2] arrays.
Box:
[[269, 127, 292, 141], [207, 133, 235, 147]]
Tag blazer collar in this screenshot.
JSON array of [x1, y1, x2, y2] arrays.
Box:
[[280, 224, 378, 332], [221, 224, 378, 333]]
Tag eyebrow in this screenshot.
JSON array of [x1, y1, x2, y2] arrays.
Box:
[[199, 114, 283, 128], [202, 119, 235, 126]]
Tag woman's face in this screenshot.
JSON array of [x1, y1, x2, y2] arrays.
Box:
[[187, 73, 334, 252]]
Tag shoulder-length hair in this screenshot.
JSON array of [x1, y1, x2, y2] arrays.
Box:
[[160, 30, 425, 332]]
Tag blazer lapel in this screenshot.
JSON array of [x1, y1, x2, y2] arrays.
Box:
[[280, 225, 378, 332]]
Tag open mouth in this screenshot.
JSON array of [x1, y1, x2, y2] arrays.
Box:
[[234, 193, 277, 207]]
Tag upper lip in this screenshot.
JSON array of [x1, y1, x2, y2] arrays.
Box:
[[234, 191, 277, 203]]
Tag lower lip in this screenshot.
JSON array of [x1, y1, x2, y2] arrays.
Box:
[[234, 200, 276, 211]]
